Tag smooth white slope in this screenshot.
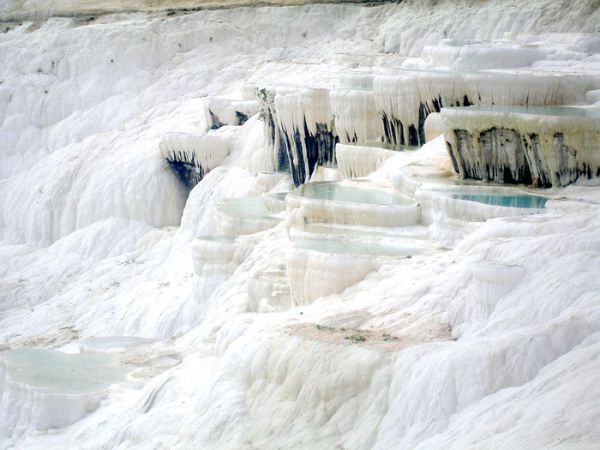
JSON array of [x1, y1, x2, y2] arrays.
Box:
[[11, 183, 600, 449]]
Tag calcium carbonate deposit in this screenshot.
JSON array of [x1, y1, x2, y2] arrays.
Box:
[[1, 0, 600, 448]]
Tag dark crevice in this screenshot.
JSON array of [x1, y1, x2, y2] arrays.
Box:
[[166, 160, 204, 190], [235, 111, 249, 125]]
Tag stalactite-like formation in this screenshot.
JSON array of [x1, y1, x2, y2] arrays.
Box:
[[257, 71, 599, 184], [159, 133, 229, 189], [443, 106, 600, 187], [257, 86, 338, 186]]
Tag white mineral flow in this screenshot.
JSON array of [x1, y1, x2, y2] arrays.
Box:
[[286, 246, 381, 306], [336, 143, 402, 179], [75, 336, 156, 353], [2, 1, 600, 449], [424, 112, 444, 142], [191, 236, 251, 301], [465, 261, 525, 321], [203, 97, 258, 129], [421, 40, 548, 71], [442, 105, 600, 187], [247, 262, 292, 312], [329, 89, 383, 144]]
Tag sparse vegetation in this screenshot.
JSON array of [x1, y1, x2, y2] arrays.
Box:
[[344, 334, 367, 343]]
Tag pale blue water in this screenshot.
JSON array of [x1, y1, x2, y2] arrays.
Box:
[[268, 192, 288, 201], [296, 182, 414, 206], [294, 238, 421, 257], [263, 192, 289, 214], [303, 223, 428, 240], [449, 192, 547, 208], [218, 197, 282, 221], [334, 74, 374, 91], [1, 349, 128, 395], [196, 235, 236, 242]]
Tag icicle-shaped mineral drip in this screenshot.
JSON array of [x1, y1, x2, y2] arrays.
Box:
[[271, 87, 336, 184], [159, 133, 229, 171], [259, 86, 284, 171], [330, 89, 383, 144], [301, 88, 331, 135], [375, 74, 423, 146], [159, 132, 230, 189], [273, 88, 302, 181], [442, 106, 600, 187], [374, 70, 600, 148], [335, 144, 396, 179]]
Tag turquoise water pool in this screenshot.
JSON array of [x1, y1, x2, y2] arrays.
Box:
[[1, 349, 128, 395], [302, 223, 428, 240], [295, 182, 414, 206], [267, 192, 288, 201], [448, 191, 547, 208], [263, 192, 289, 213], [218, 197, 282, 221], [294, 237, 421, 257]]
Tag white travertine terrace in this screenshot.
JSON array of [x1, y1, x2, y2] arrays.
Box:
[[329, 89, 383, 144], [418, 186, 547, 224], [0, 350, 126, 434], [442, 105, 600, 187], [336, 143, 401, 180], [421, 40, 547, 71], [216, 196, 282, 235], [258, 68, 600, 186], [191, 236, 246, 278], [374, 70, 599, 147], [191, 236, 251, 302], [247, 265, 292, 312], [287, 181, 421, 228], [3, 1, 600, 448], [286, 247, 381, 306]]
